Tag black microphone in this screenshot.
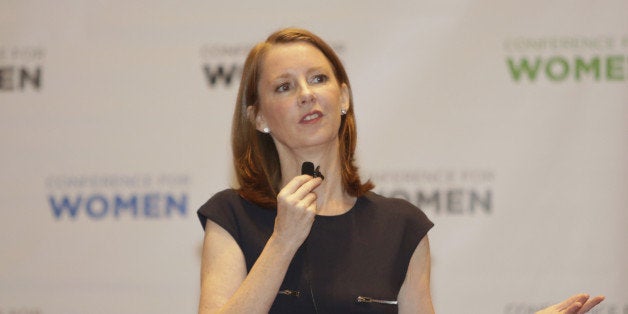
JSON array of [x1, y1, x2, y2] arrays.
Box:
[[301, 161, 315, 176], [301, 162, 324, 180]]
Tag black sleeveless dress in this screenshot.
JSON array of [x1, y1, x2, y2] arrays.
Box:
[[197, 189, 433, 313]]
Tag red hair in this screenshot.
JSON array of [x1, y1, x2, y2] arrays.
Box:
[[231, 28, 373, 209]]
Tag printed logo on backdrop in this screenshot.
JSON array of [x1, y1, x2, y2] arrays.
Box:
[[46, 174, 190, 221], [373, 169, 494, 216], [504, 34, 628, 83], [200, 42, 346, 89], [0, 45, 44, 92], [200, 44, 250, 89]]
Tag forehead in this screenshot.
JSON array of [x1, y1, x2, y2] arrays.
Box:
[[260, 42, 333, 77]]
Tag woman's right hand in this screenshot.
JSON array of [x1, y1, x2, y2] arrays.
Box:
[[199, 177, 321, 314], [273, 174, 323, 250]]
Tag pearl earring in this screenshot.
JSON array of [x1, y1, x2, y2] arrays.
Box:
[[341, 109, 347, 115], [263, 127, 270, 133]]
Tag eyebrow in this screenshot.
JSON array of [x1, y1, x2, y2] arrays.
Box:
[[270, 66, 330, 82]]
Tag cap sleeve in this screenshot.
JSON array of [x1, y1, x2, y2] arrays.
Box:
[[407, 202, 434, 242], [390, 197, 434, 272], [197, 189, 241, 244]]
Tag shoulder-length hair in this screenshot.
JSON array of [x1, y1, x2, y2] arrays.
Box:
[[232, 27, 373, 209]]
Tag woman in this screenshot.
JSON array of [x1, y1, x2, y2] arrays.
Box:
[[197, 28, 603, 314]]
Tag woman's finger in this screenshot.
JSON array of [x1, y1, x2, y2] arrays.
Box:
[[292, 177, 323, 200], [297, 192, 317, 209], [279, 175, 318, 197], [577, 296, 605, 314], [563, 302, 583, 314], [557, 294, 589, 310], [306, 199, 317, 214]]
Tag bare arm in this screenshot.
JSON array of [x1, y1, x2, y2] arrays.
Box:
[[394, 236, 605, 314], [198, 221, 299, 313], [397, 235, 435, 314], [198, 175, 322, 314]]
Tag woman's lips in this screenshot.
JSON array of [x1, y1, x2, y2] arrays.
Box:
[[299, 111, 323, 124]]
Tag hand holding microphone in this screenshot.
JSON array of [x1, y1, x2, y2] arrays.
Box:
[[272, 162, 323, 250], [301, 161, 324, 180]]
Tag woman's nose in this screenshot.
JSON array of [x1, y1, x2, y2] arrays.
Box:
[[297, 84, 315, 106]]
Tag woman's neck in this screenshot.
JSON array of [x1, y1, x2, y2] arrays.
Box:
[[276, 140, 356, 216]]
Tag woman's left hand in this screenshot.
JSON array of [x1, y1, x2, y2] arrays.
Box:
[[535, 294, 605, 314]]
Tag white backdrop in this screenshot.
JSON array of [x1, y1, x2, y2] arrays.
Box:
[[1, 1, 626, 313]]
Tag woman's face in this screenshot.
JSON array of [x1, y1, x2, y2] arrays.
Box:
[[253, 42, 349, 151]]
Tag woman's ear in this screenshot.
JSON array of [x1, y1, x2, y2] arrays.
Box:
[[247, 105, 268, 132], [340, 83, 351, 113]]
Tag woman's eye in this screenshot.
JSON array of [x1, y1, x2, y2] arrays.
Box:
[[311, 74, 328, 84], [275, 83, 290, 92]]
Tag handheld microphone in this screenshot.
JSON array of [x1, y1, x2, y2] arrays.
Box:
[[301, 162, 324, 180]]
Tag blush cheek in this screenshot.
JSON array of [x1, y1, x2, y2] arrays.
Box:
[[263, 100, 293, 127]]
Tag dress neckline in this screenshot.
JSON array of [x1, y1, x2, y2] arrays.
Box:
[[315, 194, 364, 219]]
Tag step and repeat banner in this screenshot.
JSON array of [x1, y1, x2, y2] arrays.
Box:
[[1, 1, 626, 313]]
